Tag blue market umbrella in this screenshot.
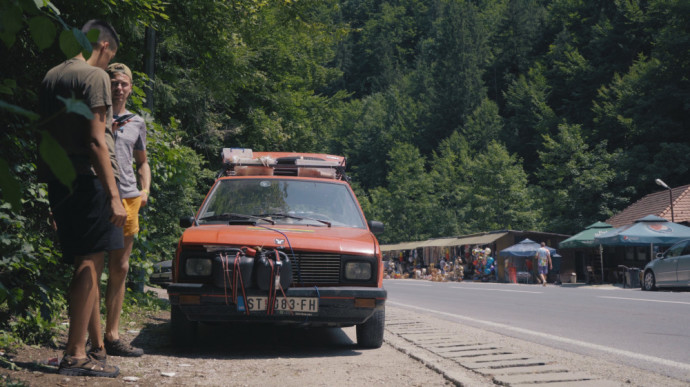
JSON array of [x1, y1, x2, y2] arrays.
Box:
[[594, 215, 690, 247], [499, 238, 557, 257]]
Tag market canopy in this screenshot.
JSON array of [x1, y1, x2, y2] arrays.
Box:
[[559, 221, 614, 249], [380, 241, 427, 251], [498, 238, 557, 257], [380, 232, 508, 251], [594, 215, 690, 247]]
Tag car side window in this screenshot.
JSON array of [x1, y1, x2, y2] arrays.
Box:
[[682, 242, 690, 256], [665, 241, 688, 258]]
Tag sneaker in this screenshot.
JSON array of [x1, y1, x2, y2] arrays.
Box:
[[104, 339, 144, 357], [58, 354, 119, 378], [88, 345, 107, 364]]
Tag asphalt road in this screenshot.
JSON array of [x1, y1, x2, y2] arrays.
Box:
[[384, 279, 690, 382]]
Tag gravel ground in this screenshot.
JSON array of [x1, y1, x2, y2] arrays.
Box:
[[0, 287, 457, 387], [1, 287, 684, 387]]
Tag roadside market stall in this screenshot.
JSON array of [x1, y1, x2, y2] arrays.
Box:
[[559, 221, 614, 283], [594, 215, 690, 283], [499, 238, 557, 283]]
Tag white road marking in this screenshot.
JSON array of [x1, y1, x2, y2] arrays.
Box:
[[450, 287, 542, 294], [387, 300, 690, 372], [599, 296, 690, 305], [385, 282, 432, 287]]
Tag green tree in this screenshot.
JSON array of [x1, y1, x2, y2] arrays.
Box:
[[367, 142, 434, 243], [428, 131, 472, 237], [464, 141, 538, 231], [487, 0, 548, 101], [331, 84, 420, 190], [461, 97, 503, 151], [502, 64, 558, 175], [416, 0, 490, 153], [535, 123, 623, 234]]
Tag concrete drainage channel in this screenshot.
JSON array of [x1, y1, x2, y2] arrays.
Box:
[[384, 308, 620, 387]]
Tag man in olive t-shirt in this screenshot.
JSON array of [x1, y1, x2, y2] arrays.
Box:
[[39, 20, 126, 378]]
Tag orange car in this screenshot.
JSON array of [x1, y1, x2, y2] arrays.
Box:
[[168, 149, 387, 348]]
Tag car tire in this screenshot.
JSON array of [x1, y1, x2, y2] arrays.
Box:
[[356, 308, 385, 349], [642, 270, 656, 291], [171, 304, 198, 347]]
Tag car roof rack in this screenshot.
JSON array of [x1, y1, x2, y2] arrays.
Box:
[[218, 148, 349, 181]]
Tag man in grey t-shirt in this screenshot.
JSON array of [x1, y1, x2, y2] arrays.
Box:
[[100, 62, 150, 357]]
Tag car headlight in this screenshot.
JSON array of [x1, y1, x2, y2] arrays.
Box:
[[185, 258, 212, 276], [345, 261, 372, 280]]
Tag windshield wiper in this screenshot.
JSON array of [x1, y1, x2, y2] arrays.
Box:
[[198, 213, 275, 225], [258, 212, 331, 227]]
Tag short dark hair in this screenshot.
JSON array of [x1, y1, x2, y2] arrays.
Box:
[[81, 19, 119, 50]]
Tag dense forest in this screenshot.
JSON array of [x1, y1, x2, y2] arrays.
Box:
[[1, 0, 688, 343]]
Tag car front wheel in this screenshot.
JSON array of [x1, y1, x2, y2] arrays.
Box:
[[356, 308, 385, 349], [642, 270, 656, 291]]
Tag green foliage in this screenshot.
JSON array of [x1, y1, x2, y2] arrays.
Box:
[[121, 289, 170, 318], [535, 123, 622, 233], [428, 131, 472, 236], [0, 374, 28, 386], [367, 142, 435, 243], [0, 168, 68, 347], [464, 141, 539, 231]]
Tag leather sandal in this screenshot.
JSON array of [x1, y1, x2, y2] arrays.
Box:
[[58, 354, 119, 377]]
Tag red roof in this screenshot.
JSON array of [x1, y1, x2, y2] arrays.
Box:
[[606, 184, 690, 227]]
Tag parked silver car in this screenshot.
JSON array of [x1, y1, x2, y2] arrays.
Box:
[[642, 239, 690, 290], [150, 260, 172, 287]]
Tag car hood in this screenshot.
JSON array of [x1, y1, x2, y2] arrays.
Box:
[[180, 224, 378, 255]]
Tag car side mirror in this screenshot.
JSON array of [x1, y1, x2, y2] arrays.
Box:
[[180, 216, 195, 228], [656, 252, 663, 259], [368, 220, 384, 235]]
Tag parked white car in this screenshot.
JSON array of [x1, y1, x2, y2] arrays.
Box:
[[642, 239, 690, 290]]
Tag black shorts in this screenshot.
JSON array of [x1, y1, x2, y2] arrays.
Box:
[[49, 175, 124, 264]]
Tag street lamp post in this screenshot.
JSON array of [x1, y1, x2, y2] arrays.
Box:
[[655, 178, 674, 222]]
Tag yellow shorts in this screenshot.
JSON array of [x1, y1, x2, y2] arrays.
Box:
[[122, 196, 142, 236]]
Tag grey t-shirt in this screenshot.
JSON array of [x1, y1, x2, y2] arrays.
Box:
[[114, 111, 147, 199], [39, 58, 119, 182]]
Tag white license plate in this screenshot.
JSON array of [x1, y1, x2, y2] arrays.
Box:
[[238, 296, 319, 314]]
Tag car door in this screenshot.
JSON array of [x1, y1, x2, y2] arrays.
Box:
[[676, 243, 690, 286], [655, 241, 685, 286]]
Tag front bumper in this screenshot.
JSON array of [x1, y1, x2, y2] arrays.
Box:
[[168, 283, 387, 327]]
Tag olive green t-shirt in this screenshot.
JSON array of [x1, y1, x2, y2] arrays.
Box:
[[39, 58, 119, 183]]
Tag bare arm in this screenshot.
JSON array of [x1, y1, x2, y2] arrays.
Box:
[[88, 106, 127, 227], [134, 149, 150, 206]]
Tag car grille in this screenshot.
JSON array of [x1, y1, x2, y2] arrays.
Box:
[[290, 252, 341, 285]]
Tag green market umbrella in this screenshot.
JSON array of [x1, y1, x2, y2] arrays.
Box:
[[559, 221, 614, 249], [594, 215, 690, 247], [559, 221, 614, 281]]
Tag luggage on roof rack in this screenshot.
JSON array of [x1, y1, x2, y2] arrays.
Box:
[[219, 148, 348, 181]]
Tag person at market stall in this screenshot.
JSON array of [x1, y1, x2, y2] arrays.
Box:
[[535, 242, 552, 286]]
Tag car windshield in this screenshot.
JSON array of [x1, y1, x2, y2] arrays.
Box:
[[197, 178, 367, 228], [664, 240, 688, 258]]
